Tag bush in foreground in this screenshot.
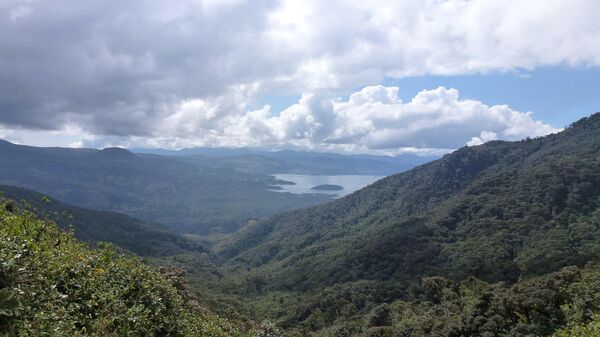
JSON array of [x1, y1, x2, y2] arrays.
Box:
[[0, 198, 249, 337]]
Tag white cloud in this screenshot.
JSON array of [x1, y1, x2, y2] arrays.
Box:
[[8, 5, 31, 21], [0, 0, 591, 151], [0, 124, 96, 148], [157, 85, 560, 153], [1, 86, 559, 154], [468, 131, 498, 146], [265, 0, 600, 91]]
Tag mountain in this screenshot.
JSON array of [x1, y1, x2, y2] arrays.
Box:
[[0, 184, 207, 257], [94, 146, 138, 160], [0, 141, 332, 234], [132, 147, 436, 175], [218, 113, 600, 335]]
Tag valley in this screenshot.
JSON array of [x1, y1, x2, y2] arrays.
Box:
[[2, 2, 598, 336], [2, 113, 600, 336], [0, 141, 423, 234]]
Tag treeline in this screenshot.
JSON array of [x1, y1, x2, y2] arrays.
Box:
[[264, 264, 598, 336]]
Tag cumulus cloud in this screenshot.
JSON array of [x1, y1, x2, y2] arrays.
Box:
[[0, 0, 592, 151], [468, 131, 498, 147], [2, 86, 560, 154]]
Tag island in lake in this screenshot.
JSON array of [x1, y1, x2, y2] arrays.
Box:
[[273, 179, 296, 185], [310, 184, 343, 191]]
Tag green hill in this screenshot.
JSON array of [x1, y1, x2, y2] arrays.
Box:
[[0, 197, 252, 336], [0, 184, 209, 257], [218, 113, 600, 335]]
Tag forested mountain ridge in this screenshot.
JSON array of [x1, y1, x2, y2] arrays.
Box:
[[0, 184, 209, 257], [3, 190, 599, 336], [0, 139, 430, 235], [216, 113, 600, 334]]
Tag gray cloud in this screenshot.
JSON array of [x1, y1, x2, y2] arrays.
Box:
[[0, 85, 556, 155], [0, 0, 597, 151], [1, 0, 284, 134]]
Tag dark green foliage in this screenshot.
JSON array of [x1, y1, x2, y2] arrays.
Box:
[[255, 264, 599, 337], [0, 199, 250, 336], [0, 287, 19, 317], [366, 304, 392, 327], [388, 264, 600, 337], [256, 321, 284, 337], [0, 184, 209, 257], [3, 113, 600, 336], [217, 113, 600, 335]]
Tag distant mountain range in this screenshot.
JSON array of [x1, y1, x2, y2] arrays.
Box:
[[0, 184, 207, 257], [0, 140, 430, 234], [132, 147, 437, 175], [0, 140, 331, 233]]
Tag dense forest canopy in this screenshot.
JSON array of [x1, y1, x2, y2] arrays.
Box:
[[215, 113, 600, 335], [0, 184, 211, 257]]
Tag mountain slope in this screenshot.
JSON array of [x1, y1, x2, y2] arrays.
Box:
[[219, 113, 600, 330], [0, 184, 208, 257], [0, 185, 257, 327], [0, 197, 251, 336]]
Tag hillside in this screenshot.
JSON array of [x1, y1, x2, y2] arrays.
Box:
[[0, 141, 331, 234], [218, 113, 600, 334], [0, 197, 252, 336], [0, 184, 208, 257], [0, 185, 252, 325]]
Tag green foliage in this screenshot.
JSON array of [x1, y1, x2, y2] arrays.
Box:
[[0, 184, 212, 257], [216, 113, 600, 335], [256, 321, 283, 337], [552, 314, 600, 337], [0, 288, 19, 317], [3, 114, 600, 336], [0, 199, 249, 336], [366, 304, 392, 328], [386, 265, 600, 337]]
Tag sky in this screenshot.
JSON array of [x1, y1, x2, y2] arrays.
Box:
[[1, 0, 599, 155]]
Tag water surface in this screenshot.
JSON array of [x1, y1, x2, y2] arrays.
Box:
[[270, 174, 385, 197]]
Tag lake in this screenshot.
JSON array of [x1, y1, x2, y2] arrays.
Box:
[[270, 174, 385, 197]]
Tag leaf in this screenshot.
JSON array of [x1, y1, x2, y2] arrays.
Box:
[[0, 287, 19, 317]]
